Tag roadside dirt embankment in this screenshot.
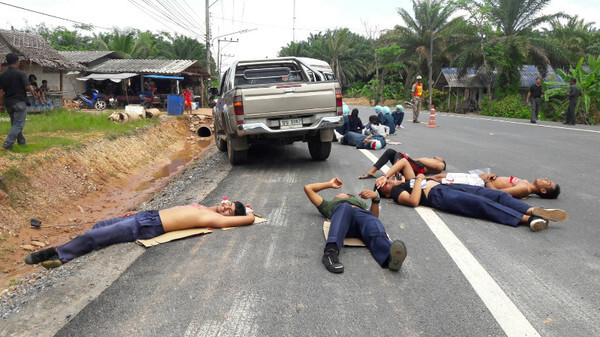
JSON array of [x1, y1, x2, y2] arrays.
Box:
[[0, 116, 212, 288]]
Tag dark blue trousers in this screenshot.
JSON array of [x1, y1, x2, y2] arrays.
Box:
[[56, 211, 165, 263], [427, 184, 530, 227], [327, 203, 392, 267]]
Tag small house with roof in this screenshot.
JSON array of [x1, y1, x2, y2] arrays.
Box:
[[438, 65, 565, 112], [0, 29, 83, 110]]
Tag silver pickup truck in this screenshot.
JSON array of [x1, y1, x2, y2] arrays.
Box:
[[209, 57, 344, 165]]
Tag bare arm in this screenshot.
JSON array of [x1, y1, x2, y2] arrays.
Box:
[[359, 190, 380, 218], [526, 91, 531, 103], [207, 211, 255, 228], [397, 174, 426, 207], [303, 177, 342, 207], [497, 184, 530, 198]]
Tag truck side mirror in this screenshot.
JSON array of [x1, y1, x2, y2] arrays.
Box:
[[208, 87, 219, 96]]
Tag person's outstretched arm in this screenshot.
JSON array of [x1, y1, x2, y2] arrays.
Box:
[[304, 177, 342, 207], [205, 210, 255, 228]]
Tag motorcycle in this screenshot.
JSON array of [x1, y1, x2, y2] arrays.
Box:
[[73, 89, 110, 110]]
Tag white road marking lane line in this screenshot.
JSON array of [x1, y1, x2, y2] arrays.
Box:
[[359, 149, 540, 337], [442, 113, 600, 133]]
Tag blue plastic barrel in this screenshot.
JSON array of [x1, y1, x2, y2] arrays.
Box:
[[167, 95, 184, 115]]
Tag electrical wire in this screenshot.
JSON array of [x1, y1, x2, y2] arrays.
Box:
[[0, 1, 111, 30]]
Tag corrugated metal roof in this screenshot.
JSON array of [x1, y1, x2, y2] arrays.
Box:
[[441, 68, 487, 88], [442, 65, 565, 88], [87, 59, 197, 74], [58, 50, 119, 64], [0, 29, 83, 70], [520, 65, 564, 87]]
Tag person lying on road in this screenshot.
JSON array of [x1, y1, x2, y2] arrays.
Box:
[[359, 149, 446, 179], [375, 174, 567, 231], [25, 200, 254, 269], [428, 172, 560, 199], [304, 177, 407, 274]]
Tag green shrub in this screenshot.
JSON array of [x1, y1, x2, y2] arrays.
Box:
[[480, 95, 529, 119]]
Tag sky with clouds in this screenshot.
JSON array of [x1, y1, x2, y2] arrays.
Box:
[[1, 0, 598, 72]]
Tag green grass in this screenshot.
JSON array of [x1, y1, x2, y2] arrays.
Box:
[[0, 108, 161, 154]]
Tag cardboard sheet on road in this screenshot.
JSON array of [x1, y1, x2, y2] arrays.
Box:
[[323, 220, 366, 247], [136, 228, 212, 247], [136, 215, 268, 246]]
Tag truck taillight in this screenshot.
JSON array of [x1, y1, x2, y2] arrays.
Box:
[[233, 96, 244, 115], [335, 88, 343, 115]]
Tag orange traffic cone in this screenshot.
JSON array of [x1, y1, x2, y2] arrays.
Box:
[[427, 105, 438, 128]]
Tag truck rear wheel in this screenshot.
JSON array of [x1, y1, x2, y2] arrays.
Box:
[[227, 135, 247, 165], [214, 132, 227, 152], [308, 139, 331, 161]]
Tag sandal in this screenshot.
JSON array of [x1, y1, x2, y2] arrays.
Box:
[[359, 173, 376, 179]]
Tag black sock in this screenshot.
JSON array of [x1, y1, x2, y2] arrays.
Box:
[[324, 243, 338, 253]]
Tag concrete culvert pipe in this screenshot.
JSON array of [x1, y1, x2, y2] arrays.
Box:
[[197, 126, 212, 137]]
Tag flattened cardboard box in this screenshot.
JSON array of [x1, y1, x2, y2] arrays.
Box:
[[137, 228, 212, 247], [323, 220, 365, 246], [136, 215, 267, 247]]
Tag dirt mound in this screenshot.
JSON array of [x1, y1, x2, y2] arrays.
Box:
[[0, 117, 212, 288]]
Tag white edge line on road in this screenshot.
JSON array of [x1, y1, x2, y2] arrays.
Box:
[[441, 113, 600, 134], [359, 149, 540, 337]]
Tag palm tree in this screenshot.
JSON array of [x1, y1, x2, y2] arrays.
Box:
[[393, 0, 458, 107], [484, 0, 566, 94], [543, 15, 598, 68]]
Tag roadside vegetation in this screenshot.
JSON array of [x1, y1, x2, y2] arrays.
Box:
[[0, 108, 161, 155]]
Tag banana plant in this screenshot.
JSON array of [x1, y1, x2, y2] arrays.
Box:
[[544, 54, 600, 124]]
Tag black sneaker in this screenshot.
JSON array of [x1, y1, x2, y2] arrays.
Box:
[[2, 143, 13, 150], [322, 249, 344, 273], [529, 216, 549, 232], [388, 240, 407, 271], [531, 208, 568, 222], [24, 247, 58, 264]]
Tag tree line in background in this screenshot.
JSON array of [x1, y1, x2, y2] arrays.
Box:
[[21, 23, 216, 74], [279, 0, 600, 124], [14, 0, 600, 124]]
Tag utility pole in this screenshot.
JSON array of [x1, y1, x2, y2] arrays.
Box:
[[217, 38, 239, 79], [293, 0, 296, 42], [205, 0, 211, 76]]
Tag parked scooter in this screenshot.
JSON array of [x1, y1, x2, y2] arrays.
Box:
[[73, 89, 109, 110]]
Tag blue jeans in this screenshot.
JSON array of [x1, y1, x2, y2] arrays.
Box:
[[56, 211, 165, 263], [327, 203, 392, 267], [427, 184, 530, 227], [4, 101, 27, 146], [341, 131, 386, 149]]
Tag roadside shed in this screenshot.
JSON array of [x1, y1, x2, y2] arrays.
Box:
[[0, 29, 83, 110], [83, 58, 210, 106], [438, 65, 565, 112], [58, 50, 123, 99]]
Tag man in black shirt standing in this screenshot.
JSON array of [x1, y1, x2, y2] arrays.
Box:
[[0, 53, 33, 150], [564, 78, 579, 125], [526, 77, 544, 124]]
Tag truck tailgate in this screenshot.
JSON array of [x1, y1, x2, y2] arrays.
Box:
[[241, 82, 337, 118]]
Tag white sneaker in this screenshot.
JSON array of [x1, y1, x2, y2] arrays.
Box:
[[399, 125, 405, 129]]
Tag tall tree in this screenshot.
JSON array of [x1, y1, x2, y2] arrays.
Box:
[[484, 0, 566, 95], [393, 0, 458, 107]]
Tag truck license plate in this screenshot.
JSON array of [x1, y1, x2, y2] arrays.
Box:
[[280, 118, 303, 129]]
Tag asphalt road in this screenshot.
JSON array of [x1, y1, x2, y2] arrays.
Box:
[[56, 109, 599, 337]]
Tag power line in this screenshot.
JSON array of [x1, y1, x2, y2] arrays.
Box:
[[0, 1, 111, 30], [129, 0, 192, 37], [211, 14, 333, 33]]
